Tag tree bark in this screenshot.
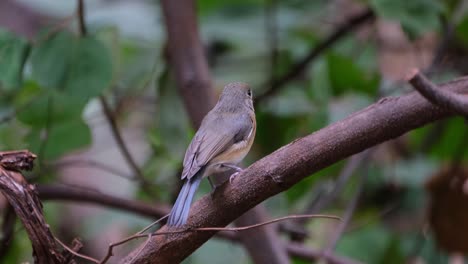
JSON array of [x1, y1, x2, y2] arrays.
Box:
[[121, 76, 468, 263]]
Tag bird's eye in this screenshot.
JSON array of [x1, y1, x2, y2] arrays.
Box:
[[247, 89, 252, 97]]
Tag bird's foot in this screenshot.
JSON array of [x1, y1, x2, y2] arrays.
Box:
[[229, 171, 242, 183]]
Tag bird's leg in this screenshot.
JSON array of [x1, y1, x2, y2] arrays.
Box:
[[222, 163, 243, 172], [221, 163, 243, 183]]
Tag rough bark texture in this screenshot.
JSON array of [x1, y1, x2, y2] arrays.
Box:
[[0, 151, 65, 264], [121, 77, 468, 263]]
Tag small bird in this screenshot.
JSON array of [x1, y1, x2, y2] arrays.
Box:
[[167, 82, 256, 227]]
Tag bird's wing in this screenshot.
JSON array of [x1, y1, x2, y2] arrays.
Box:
[[181, 113, 252, 180]]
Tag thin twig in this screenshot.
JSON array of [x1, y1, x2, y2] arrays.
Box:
[[55, 237, 99, 264], [49, 158, 134, 180], [99, 96, 152, 187], [99, 214, 338, 263], [322, 167, 367, 256], [37, 184, 169, 219], [305, 151, 370, 216], [255, 8, 375, 104], [127, 234, 153, 263], [195, 214, 340, 232], [77, 0, 87, 36], [407, 69, 468, 116], [99, 215, 168, 263], [265, 0, 279, 85]]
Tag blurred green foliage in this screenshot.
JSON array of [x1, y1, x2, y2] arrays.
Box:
[[0, 0, 466, 263]]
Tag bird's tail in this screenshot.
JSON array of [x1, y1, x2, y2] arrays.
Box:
[[167, 171, 203, 227]]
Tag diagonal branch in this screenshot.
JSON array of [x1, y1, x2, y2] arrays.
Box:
[[99, 96, 152, 188], [255, 8, 375, 104], [122, 76, 468, 263], [407, 69, 468, 117]]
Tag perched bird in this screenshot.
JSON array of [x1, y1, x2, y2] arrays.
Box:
[[167, 82, 256, 227]]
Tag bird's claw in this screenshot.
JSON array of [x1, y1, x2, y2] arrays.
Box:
[[229, 172, 240, 183]]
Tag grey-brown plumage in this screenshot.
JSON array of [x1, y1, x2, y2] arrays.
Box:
[[168, 82, 256, 227]]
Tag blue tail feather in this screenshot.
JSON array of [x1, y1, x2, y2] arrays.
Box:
[[167, 171, 203, 227]]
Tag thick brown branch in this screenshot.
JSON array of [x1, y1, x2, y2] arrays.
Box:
[[408, 69, 468, 116], [256, 8, 375, 103], [0, 151, 66, 264], [161, 0, 216, 128], [122, 76, 468, 263]]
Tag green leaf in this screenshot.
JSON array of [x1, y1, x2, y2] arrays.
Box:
[[17, 91, 87, 127], [26, 118, 91, 160], [409, 117, 468, 160], [0, 30, 30, 91], [327, 52, 379, 96], [370, 0, 445, 38], [0, 31, 29, 90], [337, 224, 402, 263], [31, 31, 75, 89], [64, 36, 112, 100]]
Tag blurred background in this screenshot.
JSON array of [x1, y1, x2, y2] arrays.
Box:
[[0, 0, 467, 263]]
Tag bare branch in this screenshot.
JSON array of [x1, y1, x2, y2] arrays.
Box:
[[100, 216, 168, 264], [234, 205, 291, 264], [56, 237, 98, 264], [0, 150, 66, 263], [49, 159, 134, 180], [37, 184, 170, 218], [122, 76, 468, 264], [99, 96, 153, 188], [407, 69, 468, 116], [256, 8, 375, 104], [76, 0, 86, 36], [195, 214, 339, 232], [322, 167, 367, 258], [161, 0, 216, 128]]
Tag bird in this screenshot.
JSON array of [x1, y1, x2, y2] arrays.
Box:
[[167, 82, 256, 227]]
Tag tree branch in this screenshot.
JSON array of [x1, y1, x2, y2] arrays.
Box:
[[234, 205, 291, 264], [36, 184, 170, 218], [99, 96, 152, 188], [77, 0, 86, 36], [407, 69, 468, 117], [161, 0, 216, 128], [0, 150, 66, 263], [122, 75, 468, 263], [36, 183, 355, 262], [255, 8, 375, 103]]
